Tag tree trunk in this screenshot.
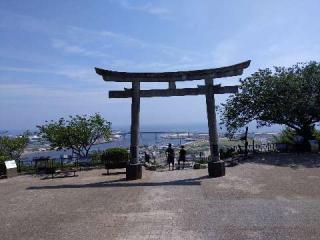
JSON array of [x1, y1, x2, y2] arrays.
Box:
[[297, 125, 315, 152]]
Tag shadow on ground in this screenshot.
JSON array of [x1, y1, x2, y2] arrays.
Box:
[[240, 153, 320, 168], [101, 171, 126, 176], [27, 175, 210, 190]]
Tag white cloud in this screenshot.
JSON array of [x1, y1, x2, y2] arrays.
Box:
[[51, 38, 110, 58], [111, 0, 171, 19], [260, 43, 320, 67], [1, 10, 211, 72], [0, 67, 51, 74], [61, 26, 213, 71], [0, 83, 106, 100], [0, 65, 95, 82], [0, 83, 68, 98], [66, 26, 147, 48], [211, 39, 239, 66], [0, 9, 56, 34]]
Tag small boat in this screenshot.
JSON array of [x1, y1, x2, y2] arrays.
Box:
[[184, 138, 196, 142], [111, 134, 121, 139]]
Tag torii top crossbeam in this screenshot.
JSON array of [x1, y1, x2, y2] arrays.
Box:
[[95, 60, 250, 82]]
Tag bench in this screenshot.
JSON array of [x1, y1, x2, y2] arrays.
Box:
[[78, 161, 91, 171]]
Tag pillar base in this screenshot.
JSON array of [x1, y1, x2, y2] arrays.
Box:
[[208, 161, 225, 178], [126, 163, 142, 180]]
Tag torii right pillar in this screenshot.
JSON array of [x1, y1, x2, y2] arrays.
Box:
[[205, 78, 225, 177]]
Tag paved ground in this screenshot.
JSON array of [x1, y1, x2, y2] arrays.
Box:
[[1, 153, 320, 240]]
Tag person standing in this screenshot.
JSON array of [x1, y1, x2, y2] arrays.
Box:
[[144, 151, 150, 163], [166, 143, 175, 170], [178, 145, 187, 169]]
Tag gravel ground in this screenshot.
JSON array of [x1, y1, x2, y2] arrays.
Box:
[[0, 153, 320, 240]]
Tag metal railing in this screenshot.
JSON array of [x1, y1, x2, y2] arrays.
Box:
[[227, 143, 277, 153]]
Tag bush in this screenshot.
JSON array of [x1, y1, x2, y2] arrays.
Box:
[[193, 162, 201, 169], [196, 157, 208, 164], [0, 155, 8, 176], [313, 129, 320, 143], [101, 148, 129, 169], [273, 128, 296, 145], [193, 162, 207, 169], [89, 150, 104, 166], [219, 147, 236, 159], [273, 128, 318, 152]]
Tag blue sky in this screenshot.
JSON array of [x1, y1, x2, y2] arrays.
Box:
[[1, 0, 320, 131]]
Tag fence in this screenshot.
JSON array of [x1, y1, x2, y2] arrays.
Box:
[[228, 142, 277, 153], [17, 141, 279, 174], [18, 155, 104, 174]]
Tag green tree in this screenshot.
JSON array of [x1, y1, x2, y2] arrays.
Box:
[[38, 113, 112, 158], [0, 135, 29, 160], [221, 62, 320, 143]]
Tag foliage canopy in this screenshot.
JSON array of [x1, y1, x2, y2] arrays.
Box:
[[101, 148, 129, 162], [0, 134, 28, 160], [221, 62, 320, 141], [38, 113, 112, 158]]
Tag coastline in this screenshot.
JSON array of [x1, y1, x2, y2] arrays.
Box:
[[20, 131, 279, 162]]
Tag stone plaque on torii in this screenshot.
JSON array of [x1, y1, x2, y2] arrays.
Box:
[[96, 60, 250, 180]]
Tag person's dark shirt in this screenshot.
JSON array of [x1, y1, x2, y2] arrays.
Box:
[[179, 148, 186, 160], [145, 153, 150, 162], [166, 147, 174, 159]]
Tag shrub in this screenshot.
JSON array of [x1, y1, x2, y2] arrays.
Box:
[[101, 148, 129, 169], [0, 155, 8, 176], [196, 157, 208, 164], [193, 162, 201, 169], [193, 162, 207, 169], [273, 128, 296, 145], [89, 150, 104, 166], [219, 147, 236, 159], [273, 128, 320, 152], [313, 129, 320, 143]]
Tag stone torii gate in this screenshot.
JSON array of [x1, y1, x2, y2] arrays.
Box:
[[95, 60, 250, 180]]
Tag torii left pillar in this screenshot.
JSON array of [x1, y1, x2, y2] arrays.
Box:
[[126, 80, 143, 180]]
